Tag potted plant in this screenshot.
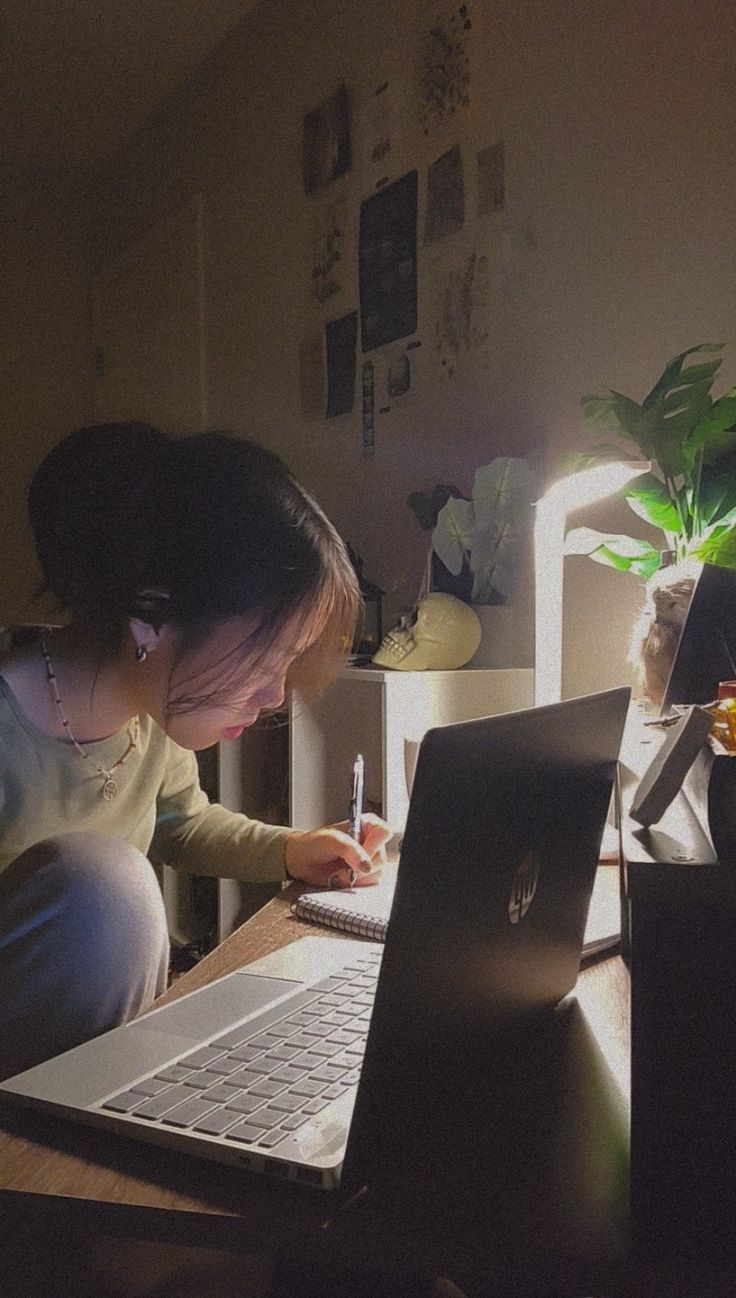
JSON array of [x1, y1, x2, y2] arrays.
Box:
[[407, 456, 535, 666], [563, 343, 736, 578]]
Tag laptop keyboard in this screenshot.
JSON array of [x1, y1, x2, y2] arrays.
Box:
[[99, 950, 381, 1152]]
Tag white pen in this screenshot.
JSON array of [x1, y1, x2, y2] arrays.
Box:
[[348, 753, 365, 842]]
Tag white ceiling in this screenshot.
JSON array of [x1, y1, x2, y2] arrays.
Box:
[[1, 0, 262, 178]]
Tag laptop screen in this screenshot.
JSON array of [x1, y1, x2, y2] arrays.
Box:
[[662, 562, 736, 712]]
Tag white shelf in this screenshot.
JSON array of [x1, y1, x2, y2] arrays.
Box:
[[289, 666, 534, 835]]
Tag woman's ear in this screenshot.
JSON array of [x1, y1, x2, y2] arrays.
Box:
[[129, 619, 162, 661]]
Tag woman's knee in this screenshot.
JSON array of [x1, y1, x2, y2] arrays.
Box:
[[0, 834, 170, 1024], [2, 833, 167, 938]]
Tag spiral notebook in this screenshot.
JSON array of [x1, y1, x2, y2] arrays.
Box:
[[291, 861, 621, 958]]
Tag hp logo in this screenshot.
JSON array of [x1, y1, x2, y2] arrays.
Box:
[[508, 853, 539, 924]]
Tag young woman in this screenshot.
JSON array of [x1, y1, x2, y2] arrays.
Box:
[[0, 422, 389, 1080]]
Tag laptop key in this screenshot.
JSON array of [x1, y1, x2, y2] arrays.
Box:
[[133, 1085, 194, 1119], [178, 1046, 224, 1069], [181, 1070, 221, 1089], [257, 1128, 289, 1148], [102, 1089, 147, 1113], [326, 1029, 362, 1045], [289, 1077, 327, 1098], [280, 1112, 310, 1131], [154, 1065, 193, 1084], [322, 1083, 349, 1100], [306, 1041, 343, 1058], [249, 1077, 287, 1098], [271, 1064, 308, 1084], [208, 1057, 250, 1076], [302, 1098, 330, 1114], [263, 1044, 302, 1063], [227, 1044, 266, 1064], [162, 1097, 219, 1129], [194, 1109, 243, 1136], [129, 1078, 172, 1098], [310, 1065, 347, 1083], [207, 1083, 244, 1103], [247, 1032, 285, 1050], [226, 1122, 263, 1143], [245, 1057, 281, 1075], [225, 1092, 268, 1115], [267, 1092, 303, 1113], [244, 1107, 284, 1129], [291, 1052, 324, 1070]]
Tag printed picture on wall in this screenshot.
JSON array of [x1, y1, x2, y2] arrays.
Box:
[[303, 84, 352, 194], [309, 197, 349, 305], [425, 144, 465, 243], [325, 311, 358, 417], [416, 1, 473, 138], [477, 140, 505, 214], [359, 80, 394, 187], [431, 247, 490, 380], [359, 170, 418, 352]]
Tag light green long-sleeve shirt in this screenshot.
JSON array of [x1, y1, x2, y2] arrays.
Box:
[[0, 675, 291, 882]]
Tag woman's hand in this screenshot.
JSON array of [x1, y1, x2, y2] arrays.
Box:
[[284, 813, 390, 889]]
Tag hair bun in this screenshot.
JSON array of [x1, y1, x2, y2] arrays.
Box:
[[28, 422, 169, 617]]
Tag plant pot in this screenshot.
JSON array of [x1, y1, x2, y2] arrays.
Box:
[[463, 604, 516, 669]]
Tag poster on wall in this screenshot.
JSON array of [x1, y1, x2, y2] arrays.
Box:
[[325, 311, 358, 417], [425, 144, 465, 243], [416, 1, 474, 139], [359, 169, 418, 352], [356, 73, 414, 191], [477, 140, 505, 214], [309, 197, 349, 306], [303, 84, 352, 194], [429, 246, 491, 380]]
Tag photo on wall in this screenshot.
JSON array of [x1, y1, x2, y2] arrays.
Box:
[[359, 169, 418, 352], [303, 84, 352, 194], [416, 1, 473, 138]]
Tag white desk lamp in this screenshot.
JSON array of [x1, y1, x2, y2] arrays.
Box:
[[533, 461, 650, 707]]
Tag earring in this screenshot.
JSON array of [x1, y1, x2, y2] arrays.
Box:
[[135, 645, 149, 663]]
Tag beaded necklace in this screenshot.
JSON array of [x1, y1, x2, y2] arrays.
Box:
[[40, 639, 139, 801]]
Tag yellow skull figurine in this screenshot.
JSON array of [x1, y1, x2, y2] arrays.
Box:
[[372, 593, 482, 670]]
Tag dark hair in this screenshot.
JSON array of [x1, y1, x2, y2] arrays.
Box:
[[28, 422, 360, 703]]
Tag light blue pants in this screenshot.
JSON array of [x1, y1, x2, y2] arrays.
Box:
[[0, 832, 169, 1080]]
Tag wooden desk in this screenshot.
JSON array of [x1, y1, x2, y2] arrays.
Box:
[[0, 878, 632, 1296]]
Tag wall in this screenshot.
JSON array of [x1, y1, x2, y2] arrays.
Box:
[[74, 0, 736, 694], [0, 180, 94, 624]]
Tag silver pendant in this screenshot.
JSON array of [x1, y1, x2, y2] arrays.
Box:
[[102, 777, 118, 802]]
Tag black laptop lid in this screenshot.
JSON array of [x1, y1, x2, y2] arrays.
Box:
[[343, 687, 630, 1188], [662, 562, 736, 712]]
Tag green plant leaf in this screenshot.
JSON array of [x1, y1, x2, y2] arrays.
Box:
[[683, 392, 736, 471], [432, 497, 475, 575], [580, 395, 632, 439], [564, 527, 661, 576], [471, 457, 533, 526], [469, 520, 522, 603], [623, 473, 680, 532], [695, 454, 736, 528], [606, 392, 659, 456], [693, 526, 736, 569], [641, 344, 723, 411]]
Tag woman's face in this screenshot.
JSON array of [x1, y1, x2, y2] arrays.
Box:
[[143, 615, 306, 750]]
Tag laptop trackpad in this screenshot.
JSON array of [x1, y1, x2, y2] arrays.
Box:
[[6, 974, 298, 1108]]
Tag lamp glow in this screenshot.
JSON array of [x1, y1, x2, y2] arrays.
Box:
[[534, 461, 650, 707]]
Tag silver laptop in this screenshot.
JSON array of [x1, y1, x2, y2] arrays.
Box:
[[0, 688, 629, 1191]]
